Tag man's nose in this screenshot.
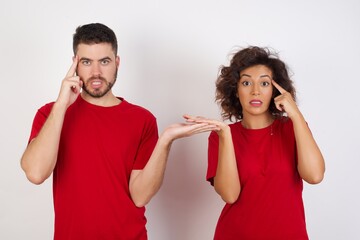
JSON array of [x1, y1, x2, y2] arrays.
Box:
[[91, 62, 101, 75]]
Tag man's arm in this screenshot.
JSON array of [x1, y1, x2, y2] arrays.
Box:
[[21, 57, 82, 184], [129, 121, 218, 207], [21, 103, 67, 184]]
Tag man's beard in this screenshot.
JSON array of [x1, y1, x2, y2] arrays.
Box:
[[82, 70, 117, 98]]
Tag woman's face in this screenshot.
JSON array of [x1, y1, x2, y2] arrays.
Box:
[[237, 64, 273, 118]]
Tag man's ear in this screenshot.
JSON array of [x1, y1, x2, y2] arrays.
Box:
[[116, 56, 120, 68]]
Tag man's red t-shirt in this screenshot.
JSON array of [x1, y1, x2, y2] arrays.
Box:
[[29, 96, 158, 239]]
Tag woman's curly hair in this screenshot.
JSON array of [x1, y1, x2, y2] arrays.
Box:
[[216, 46, 296, 121]]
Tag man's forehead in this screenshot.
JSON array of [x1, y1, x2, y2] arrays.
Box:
[[76, 43, 115, 54], [76, 44, 116, 59]]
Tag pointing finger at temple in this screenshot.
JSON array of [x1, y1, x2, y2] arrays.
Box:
[[66, 56, 79, 78], [272, 80, 286, 94]]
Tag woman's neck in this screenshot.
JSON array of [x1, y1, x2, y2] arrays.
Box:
[[241, 113, 274, 129]]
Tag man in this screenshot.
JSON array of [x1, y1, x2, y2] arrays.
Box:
[[21, 23, 217, 239]]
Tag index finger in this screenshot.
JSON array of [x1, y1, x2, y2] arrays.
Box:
[[66, 56, 79, 77], [272, 80, 286, 94], [183, 114, 204, 121]]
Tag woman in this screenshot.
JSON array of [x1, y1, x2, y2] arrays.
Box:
[[186, 46, 325, 239]]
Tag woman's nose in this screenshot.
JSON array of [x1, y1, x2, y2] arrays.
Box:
[[251, 85, 260, 96]]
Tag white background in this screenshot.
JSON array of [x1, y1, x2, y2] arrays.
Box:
[[1, 0, 359, 239]]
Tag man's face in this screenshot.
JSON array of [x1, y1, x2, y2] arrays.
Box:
[[75, 43, 120, 98]]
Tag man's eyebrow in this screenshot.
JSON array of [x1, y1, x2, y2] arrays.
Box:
[[79, 57, 112, 62], [99, 57, 112, 61], [79, 57, 92, 61]]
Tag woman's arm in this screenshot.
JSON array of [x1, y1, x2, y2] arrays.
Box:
[[272, 80, 325, 184], [213, 125, 241, 203], [291, 113, 325, 184], [186, 116, 241, 203]]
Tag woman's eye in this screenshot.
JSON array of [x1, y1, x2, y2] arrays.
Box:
[[241, 81, 251, 86], [261, 82, 270, 87]]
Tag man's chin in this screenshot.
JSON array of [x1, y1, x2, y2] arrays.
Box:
[[83, 88, 106, 98]]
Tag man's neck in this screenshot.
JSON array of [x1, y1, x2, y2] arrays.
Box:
[[80, 92, 121, 107]]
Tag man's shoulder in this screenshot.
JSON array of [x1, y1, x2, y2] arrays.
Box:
[[120, 98, 155, 119], [37, 101, 55, 114]]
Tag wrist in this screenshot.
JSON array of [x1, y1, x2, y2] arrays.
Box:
[[289, 110, 304, 123], [157, 132, 174, 149], [52, 101, 69, 114], [218, 125, 231, 138]]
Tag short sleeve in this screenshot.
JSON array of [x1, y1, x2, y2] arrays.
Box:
[[28, 103, 54, 144], [132, 116, 158, 170], [207, 131, 219, 185]]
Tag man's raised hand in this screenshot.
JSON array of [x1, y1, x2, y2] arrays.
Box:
[[56, 56, 82, 109]]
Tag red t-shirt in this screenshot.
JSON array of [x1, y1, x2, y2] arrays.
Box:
[[207, 118, 309, 240], [29, 96, 158, 240]]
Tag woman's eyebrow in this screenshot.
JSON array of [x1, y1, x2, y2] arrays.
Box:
[[239, 74, 272, 79], [259, 74, 273, 80], [239, 74, 251, 79]]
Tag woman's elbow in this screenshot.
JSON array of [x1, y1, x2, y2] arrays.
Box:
[[221, 194, 239, 204], [217, 188, 241, 204], [305, 175, 324, 184], [303, 171, 325, 185], [299, 162, 325, 185]]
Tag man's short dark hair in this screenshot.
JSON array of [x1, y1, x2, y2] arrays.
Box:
[[73, 23, 118, 55]]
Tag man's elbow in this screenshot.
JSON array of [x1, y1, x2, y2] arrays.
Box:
[[129, 188, 153, 208], [24, 171, 48, 185], [21, 163, 48, 185], [132, 197, 150, 208]]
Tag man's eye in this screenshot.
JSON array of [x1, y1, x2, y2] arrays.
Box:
[[101, 60, 110, 65], [81, 60, 90, 66]]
